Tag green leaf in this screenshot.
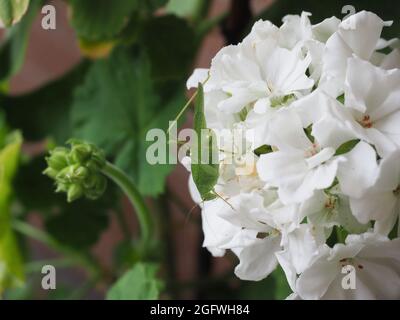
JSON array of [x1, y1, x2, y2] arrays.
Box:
[[69, 0, 138, 42], [107, 263, 163, 300], [44, 198, 111, 250], [237, 266, 292, 300], [334, 139, 360, 156], [0, 131, 24, 293], [254, 144, 273, 157], [1, 61, 89, 143], [191, 84, 219, 201], [337, 94, 345, 104], [14, 156, 63, 213], [139, 15, 197, 93], [0, 0, 30, 27], [304, 125, 315, 143], [388, 218, 398, 240], [238, 275, 276, 300], [273, 266, 292, 300], [0, 0, 42, 83], [71, 49, 184, 196]]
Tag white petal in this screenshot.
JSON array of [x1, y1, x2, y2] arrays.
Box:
[[208, 45, 263, 90], [201, 199, 243, 254], [305, 147, 335, 169], [186, 68, 209, 89], [339, 11, 386, 60], [380, 49, 400, 69], [279, 12, 313, 49], [320, 11, 388, 97], [253, 97, 271, 114], [275, 250, 297, 292], [257, 151, 307, 188], [217, 90, 257, 114], [374, 207, 399, 236], [262, 47, 314, 94], [365, 127, 398, 158], [233, 235, 281, 281], [188, 175, 202, 203], [350, 192, 396, 224], [296, 246, 338, 300], [266, 110, 311, 152], [289, 89, 337, 127], [345, 57, 400, 115], [218, 192, 270, 231], [336, 141, 379, 198], [281, 224, 322, 274], [374, 112, 400, 151], [312, 16, 341, 43], [312, 111, 360, 150]]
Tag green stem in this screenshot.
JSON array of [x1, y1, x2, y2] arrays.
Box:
[[156, 194, 177, 298], [101, 162, 153, 247], [167, 90, 198, 135]]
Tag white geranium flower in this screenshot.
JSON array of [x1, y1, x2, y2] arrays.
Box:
[[217, 192, 273, 232], [312, 16, 341, 43], [232, 234, 281, 281], [201, 192, 284, 281], [294, 233, 400, 299], [205, 42, 313, 114], [201, 197, 258, 257], [319, 10, 393, 97], [336, 141, 379, 198], [278, 12, 313, 49], [348, 150, 400, 236], [185, 10, 399, 299], [343, 57, 400, 157], [242, 11, 312, 51], [276, 223, 325, 291], [256, 110, 345, 204], [300, 187, 370, 234]]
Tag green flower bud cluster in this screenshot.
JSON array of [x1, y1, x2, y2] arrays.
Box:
[[44, 140, 108, 202]]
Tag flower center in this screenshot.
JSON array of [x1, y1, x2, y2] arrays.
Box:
[[358, 115, 373, 128], [270, 94, 295, 108], [339, 258, 364, 270], [324, 196, 337, 210], [304, 143, 320, 158]]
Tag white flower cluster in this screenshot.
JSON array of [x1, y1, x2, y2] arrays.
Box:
[[185, 11, 400, 299]]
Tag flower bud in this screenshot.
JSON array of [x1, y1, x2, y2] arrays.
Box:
[[73, 166, 89, 181], [47, 147, 69, 171], [44, 140, 108, 202], [70, 143, 92, 164], [43, 167, 59, 180], [67, 184, 84, 203], [85, 175, 107, 200]]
